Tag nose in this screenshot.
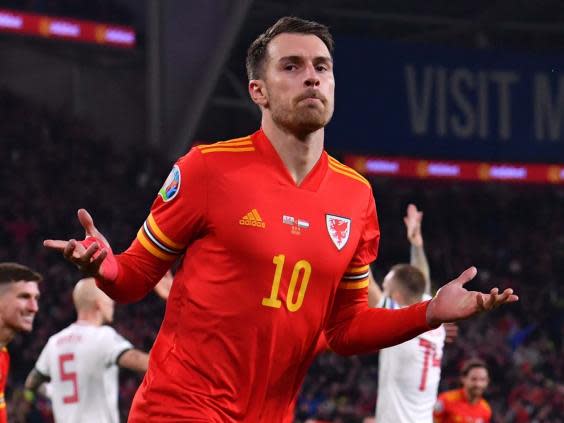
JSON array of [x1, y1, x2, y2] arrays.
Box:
[[304, 63, 320, 88], [28, 299, 39, 313]]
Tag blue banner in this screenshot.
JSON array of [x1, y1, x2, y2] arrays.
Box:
[[326, 38, 564, 162]]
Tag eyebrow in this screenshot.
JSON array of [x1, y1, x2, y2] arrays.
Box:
[[279, 55, 333, 64]]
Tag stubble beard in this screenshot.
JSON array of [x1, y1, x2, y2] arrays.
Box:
[[270, 99, 334, 139]]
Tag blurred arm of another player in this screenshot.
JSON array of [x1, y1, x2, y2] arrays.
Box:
[[367, 270, 382, 308], [24, 369, 51, 400], [118, 348, 150, 373], [153, 270, 173, 301], [404, 203, 431, 294], [404, 203, 458, 342], [367, 203, 430, 308]]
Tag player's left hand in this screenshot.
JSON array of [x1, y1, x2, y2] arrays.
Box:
[[426, 267, 519, 327]]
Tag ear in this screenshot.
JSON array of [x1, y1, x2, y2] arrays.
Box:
[[249, 79, 268, 107], [94, 297, 103, 311]]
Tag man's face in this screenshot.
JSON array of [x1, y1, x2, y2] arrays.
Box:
[[462, 367, 489, 400], [0, 281, 40, 333], [260, 33, 335, 136]]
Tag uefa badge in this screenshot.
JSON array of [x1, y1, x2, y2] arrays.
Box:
[[326, 214, 351, 251], [159, 165, 181, 202]]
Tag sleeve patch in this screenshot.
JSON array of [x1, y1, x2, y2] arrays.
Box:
[[158, 165, 181, 202]]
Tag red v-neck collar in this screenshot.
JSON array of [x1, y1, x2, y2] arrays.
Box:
[[252, 128, 328, 192]]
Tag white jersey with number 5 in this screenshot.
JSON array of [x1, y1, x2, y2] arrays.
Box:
[[376, 295, 446, 423], [34, 322, 133, 423]]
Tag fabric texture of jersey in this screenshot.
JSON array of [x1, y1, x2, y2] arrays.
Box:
[[128, 130, 380, 422], [0, 348, 9, 423], [433, 388, 492, 423], [376, 294, 446, 423], [34, 322, 133, 423]]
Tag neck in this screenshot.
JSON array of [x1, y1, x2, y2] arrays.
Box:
[[464, 389, 480, 404], [76, 309, 104, 326], [262, 117, 324, 185], [0, 326, 15, 348]]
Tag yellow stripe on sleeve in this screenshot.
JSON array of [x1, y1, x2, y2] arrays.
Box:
[[328, 157, 371, 186], [345, 265, 370, 274], [328, 163, 370, 187], [199, 146, 255, 154], [338, 278, 370, 290], [137, 228, 176, 261], [198, 140, 253, 150], [147, 214, 184, 250]]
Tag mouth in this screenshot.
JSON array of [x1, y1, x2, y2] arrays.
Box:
[[300, 97, 323, 106], [21, 315, 35, 324], [297, 91, 325, 105]]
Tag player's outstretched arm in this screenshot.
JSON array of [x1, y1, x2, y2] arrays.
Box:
[[43, 209, 117, 283], [325, 267, 517, 355], [44, 209, 170, 303], [425, 266, 518, 326], [118, 348, 150, 373]]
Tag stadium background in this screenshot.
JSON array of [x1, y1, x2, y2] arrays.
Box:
[[0, 0, 562, 421]]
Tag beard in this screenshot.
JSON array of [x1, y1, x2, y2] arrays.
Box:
[[269, 93, 334, 138]]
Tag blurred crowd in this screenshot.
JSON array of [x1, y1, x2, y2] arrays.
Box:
[[0, 89, 562, 422], [0, 0, 132, 24]]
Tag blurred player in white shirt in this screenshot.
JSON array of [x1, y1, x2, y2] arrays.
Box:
[[368, 204, 454, 423], [24, 278, 149, 423]]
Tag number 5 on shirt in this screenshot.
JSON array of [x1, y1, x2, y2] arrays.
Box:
[[262, 254, 312, 312], [58, 353, 79, 404]]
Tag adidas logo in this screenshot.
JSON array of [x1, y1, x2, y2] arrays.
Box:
[[239, 209, 266, 228]]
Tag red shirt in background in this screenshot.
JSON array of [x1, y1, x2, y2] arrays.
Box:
[[0, 348, 10, 423], [434, 388, 492, 423]]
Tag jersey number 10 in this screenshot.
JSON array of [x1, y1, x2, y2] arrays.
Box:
[[262, 254, 312, 312]]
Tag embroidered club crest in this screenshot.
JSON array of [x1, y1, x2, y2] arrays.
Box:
[[326, 214, 351, 250], [159, 165, 181, 202]]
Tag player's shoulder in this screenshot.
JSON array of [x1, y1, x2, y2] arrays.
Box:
[[194, 134, 256, 159], [440, 388, 462, 402], [326, 154, 371, 189], [480, 398, 492, 413], [96, 325, 123, 340]]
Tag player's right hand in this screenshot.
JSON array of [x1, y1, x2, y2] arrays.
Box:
[[43, 209, 117, 282]]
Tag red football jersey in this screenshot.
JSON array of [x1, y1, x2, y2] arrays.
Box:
[[434, 388, 492, 423], [97, 129, 431, 421], [0, 348, 9, 423], [128, 130, 379, 421]]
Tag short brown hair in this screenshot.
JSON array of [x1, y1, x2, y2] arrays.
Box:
[[246, 16, 334, 80], [461, 358, 488, 377], [0, 262, 42, 285], [389, 264, 426, 302]]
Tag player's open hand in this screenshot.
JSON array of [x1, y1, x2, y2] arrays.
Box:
[[426, 267, 519, 327], [404, 204, 423, 247], [43, 209, 117, 281]]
